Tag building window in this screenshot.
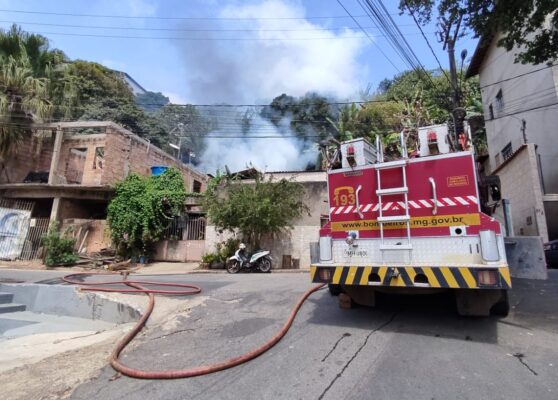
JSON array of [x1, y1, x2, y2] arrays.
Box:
[[489, 104, 494, 120], [501, 142, 513, 161], [193, 180, 202, 193], [93, 147, 104, 169], [495, 89, 504, 112]]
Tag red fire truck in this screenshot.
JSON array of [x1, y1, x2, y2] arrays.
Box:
[[311, 126, 510, 316]]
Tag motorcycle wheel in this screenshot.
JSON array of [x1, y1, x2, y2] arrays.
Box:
[[258, 257, 272, 273], [226, 260, 241, 274]]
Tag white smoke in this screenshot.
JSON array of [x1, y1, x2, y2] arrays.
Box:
[[199, 115, 317, 174], [173, 0, 369, 103]]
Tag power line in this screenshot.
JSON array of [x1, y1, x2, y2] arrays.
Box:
[[14, 30, 375, 41], [403, 1, 453, 89], [0, 9, 390, 20], [335, 0, 400, 72], [0, 19, 417, 32], [480, 64, 558, 89], [485, 101, 558, 122], [358, 0, 436, 89]]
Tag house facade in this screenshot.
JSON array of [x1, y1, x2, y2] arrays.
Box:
[[204, 170, 328, 269], [0, 121, 207, 261], [466, 32, 558, 242]]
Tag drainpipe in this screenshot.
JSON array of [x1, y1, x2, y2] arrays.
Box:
[[502, 199, 514, 237]]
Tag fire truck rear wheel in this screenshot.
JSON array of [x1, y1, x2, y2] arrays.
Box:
[[328, 284, 342, 296], [455, 289, 509, 317], [490, 290, 510, 317]]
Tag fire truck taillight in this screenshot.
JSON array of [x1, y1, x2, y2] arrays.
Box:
[[318, 268, 332, 282], [478, 270, 498, 286]]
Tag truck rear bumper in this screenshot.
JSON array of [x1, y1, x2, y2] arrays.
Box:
[[310, 264, 511, 289]]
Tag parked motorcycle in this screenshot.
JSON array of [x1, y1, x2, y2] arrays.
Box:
[[226, 243, 272, 273]]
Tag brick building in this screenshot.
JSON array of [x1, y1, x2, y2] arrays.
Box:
[[0, 121, 207, 258]]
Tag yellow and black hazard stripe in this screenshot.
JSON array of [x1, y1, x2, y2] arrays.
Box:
[[310, 265, 511, 289]]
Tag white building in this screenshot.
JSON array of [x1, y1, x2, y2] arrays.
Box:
[[466, 32, 558, 242]]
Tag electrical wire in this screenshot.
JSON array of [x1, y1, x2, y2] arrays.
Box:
[[357, 0, 436, 89], [402, 0, 454, 89], [0, 19, 417, 32], [335, 0, 400, 72], [479, 64, 558, 89], [485, 101, 558, 122], [0, 8, 394, 20], [10, 30, 374, 41]]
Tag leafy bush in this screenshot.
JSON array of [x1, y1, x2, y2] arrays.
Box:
[[201, 238, 240, 266], [107, 168, 186, 258], [41, 223, 79, 267], [218, 237, 241, 261], [201, 252, 221, 264]]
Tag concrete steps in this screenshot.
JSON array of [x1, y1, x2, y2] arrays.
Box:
[[0, 292, 26, 313], [0, 292, 13, 304]]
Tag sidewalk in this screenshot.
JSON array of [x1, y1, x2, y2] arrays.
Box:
[[136, 262, 310, 275], [0, 261, 310, 275]]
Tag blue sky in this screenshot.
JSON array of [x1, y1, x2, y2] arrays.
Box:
[[0, 0, 479, 104]]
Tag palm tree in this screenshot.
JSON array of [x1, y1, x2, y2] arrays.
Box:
[[0, 25, 75, 158], [0, 25, 66, 77]]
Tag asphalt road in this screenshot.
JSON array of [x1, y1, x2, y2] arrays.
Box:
[[3, 269, 558, 399]]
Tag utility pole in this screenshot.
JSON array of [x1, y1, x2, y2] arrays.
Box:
[[438, 14, 466, 149]]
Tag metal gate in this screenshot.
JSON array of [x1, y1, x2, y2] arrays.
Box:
[[0, 199, 34, 260]]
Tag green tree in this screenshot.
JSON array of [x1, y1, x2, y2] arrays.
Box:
[[400, 1, 558, 64], [261, 92, 339, 140], [203, 172, 308, 249], [107, 168, 187, 257]]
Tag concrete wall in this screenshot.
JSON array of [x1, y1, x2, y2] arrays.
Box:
[[492, 144, 549, 242], [153, 240, 205, 262], [204, 179, 328, 269]]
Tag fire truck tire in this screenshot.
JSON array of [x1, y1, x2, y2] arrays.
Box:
[[342, 286, 376, 307], [455, 289, 508, 317], [328, 284, 342, 296], [490, 290, 510, 317]]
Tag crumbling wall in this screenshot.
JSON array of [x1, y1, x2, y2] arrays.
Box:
[[56, 135, 105, 185], [102, 126, 207, 192], [0, 134, 54, 183]]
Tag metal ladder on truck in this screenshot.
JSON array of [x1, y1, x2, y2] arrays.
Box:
[[375, 132, 412, 262]]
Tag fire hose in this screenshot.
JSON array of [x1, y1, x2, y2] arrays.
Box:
[[62, 273, 325, 379]]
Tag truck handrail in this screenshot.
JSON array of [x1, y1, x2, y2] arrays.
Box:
[[429, 177, 438, 215], [355, 185, 364, 219]]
